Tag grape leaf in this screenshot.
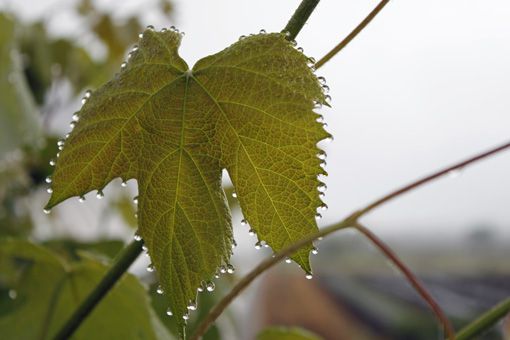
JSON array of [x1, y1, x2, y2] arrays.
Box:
[[45, 28, 329, 324], [0, 240, 171, 340]]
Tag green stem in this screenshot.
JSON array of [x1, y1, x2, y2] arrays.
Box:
[[457, 298, 510, 340], [283, 0, 320, 41], [53, 239, 144, 340], [315, 0, 391, 69]]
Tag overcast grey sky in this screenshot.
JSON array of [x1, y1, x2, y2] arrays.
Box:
[[3, 0, 510, 241]]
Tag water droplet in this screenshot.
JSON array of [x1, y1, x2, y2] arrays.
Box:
[[317, 236, 323, 241], [305, 274, 313, 280], [317, 76, 327, 85], [448, 169, 462, 178], [307, 57, 316, 65], [84, 90, 92, 98], [248, 229, 256, 236], [138, 32, 144, 39], [146, 25, 155, 31], [187, 300, 197, 310], [81, 97, 87, 105], [161, 27, 167, 32], [46, 188, 53, 194], [8, 289, 17, 299], [156, 286, 164, 295], [166, 308, 173, 316], [314, 101, 322, 109], [297, 47, 304, 53], [315, 213, 322, 220], [131, 45, 139, 52], [206, 281, 215, 292], [214, 273, 220, 279], [254, 241, 262, 250], [134, 233, 142, 242], [133, 196, 139, 204], [318, 184, 327, 192], [285, 257, 292, 264], [58, 145, 64, 151], [72, 113, 79, 122], [142, 245, 148, 252], [239, 35, 246, 41], [316, 115, 324, 123], [65, 133, 70, 139], [43, 208, 51, 215], [319, 204, 328, 211], [147, 264, 155, 272], [219, 265, 227, 274], [121, 181, 127, 187], [227, 264, 235, 274], [231, 240, 237, 249], [312, 247, 319, 255], [56, 152, 61, 158], [70, 121, 76, 129], [284, 31, 291, 38], [290, 40, 297, 47], [170, 25, 177, 31], [49, 159, 56, 166], [45, 176, 52, 184], [319, 192, 325, 198], [180, 31, 185, 36], [317, 151, 327, 160], [322, 84, 330, 93], [324, 135, 334, 143], [57, 139, 65, 147], [183, 313, 189, 320], [232, 192, 237, 198], [324, 95, 331, 104], [259, 29, 266, 34], [120, 62, 127, 70], [96, 190, 104, 199], [79, 196, 85, 203], [240, 219, 247, 226]]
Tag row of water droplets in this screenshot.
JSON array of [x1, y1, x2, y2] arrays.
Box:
[[133, 228, 236, 320]]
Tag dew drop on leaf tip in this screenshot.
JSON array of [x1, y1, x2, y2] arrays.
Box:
[[219, 265, 227, 274], [259, 29, 266, 34], [297, 47, 304, 53], [96, 190, 104, 199], [319, 204, 328, 211], [305, 274, 313, 280], [248, 229, 256, 236], [146, 25, 155, 31], [156, 286, 164, 295], [285, 257, 292, 264], [240, 219, 247, 226], [46, 188, 53, 194], [315, 213, 322, 220], [147, 264, 155, 272], [133, 233, 142, 242], [69, 122, 76, 129], [312, 247, 319, 255], [206, 281, 215, 292], [120, 62, 127, 70], [43, 208, 51, 215], [166, 308, 173, 316], [45, 176, 52, 184], [187, 300, 197, 311], [254, 241, 262, 250], [72, 113, 79, 122], [317, 76, 327, 85], [49, 159, 56, 166], [231, 192, 237, 198], [133, 196, 139, 204], [121, 181, 127, 187], [227, 264, 235, 274], [183, 314, 189, 320]]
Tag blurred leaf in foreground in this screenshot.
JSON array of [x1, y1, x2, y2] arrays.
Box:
[[0, 239, 170, 340], [257, 326, 323, 340]]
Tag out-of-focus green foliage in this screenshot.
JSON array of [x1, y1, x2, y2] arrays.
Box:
[[0, 239, 171, 340], [0, 14, 41, 159]]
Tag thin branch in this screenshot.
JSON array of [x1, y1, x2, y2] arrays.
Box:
[[53, 239, 144, 340], [283, 0, 320, 41], [315, 0, 391, 69], [359, 140, 510, 216], [192, 139, 510, 338], [354, 222, 456, 340], [457, 297, 510, 340], [190, 219, 353, 340]]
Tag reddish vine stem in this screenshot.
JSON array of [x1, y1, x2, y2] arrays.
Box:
[[354, 222, 456, 340], [315, 0, 391, 69], [192, 140, 510, 339]]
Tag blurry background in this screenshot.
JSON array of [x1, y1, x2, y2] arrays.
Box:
[[0, 0, 509, 339]]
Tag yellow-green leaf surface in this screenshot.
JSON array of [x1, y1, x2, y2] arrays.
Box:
[[0, 240, 171, 340], [257, 327, 323, 340], [46, 28, 329, 323]]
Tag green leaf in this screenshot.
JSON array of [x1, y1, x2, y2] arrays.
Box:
[[0, 239, 171, 340], [257, 326, 323, 340], [46, 29, 329, 324], [0, 14, 41, 158]]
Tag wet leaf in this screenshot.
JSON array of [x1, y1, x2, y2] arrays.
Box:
[[46, 29, 329, 325]]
